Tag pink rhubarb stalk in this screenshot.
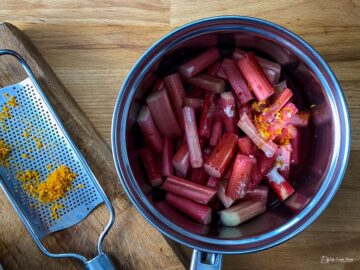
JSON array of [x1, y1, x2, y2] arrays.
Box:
[[237, 137, 256, 155], [209, 116, 223, 146], [237, 113, 278, 158], [137, 105, 163, 154], [183, 97, 203, 111], [139, 148, 163, 187], [198, 94, 215, 139], [204, 133, 239, 178], [219, 199, 266, 227], [237, 52, 274, 101], [161, 137, 174, 177], [226, 154, 256, 200], [179, 48, 220, 78], [183, 106, 203, 168], [146, 89, 182, 138], [266, 165, 294, 201], [165, 193, 212, 225], [172, 140, 190, 177], [164, 73, 187, 129], [222, 58, 254, 104], [206, 177, 220, 189], [163, 175, 217, 204], [220, 91, 237, 133], [262, 88, 294, 122], [217, 179, 235, 208], [184, 74, 226, 94]]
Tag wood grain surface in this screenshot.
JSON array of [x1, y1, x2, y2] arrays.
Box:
[[0, 23, 186, 270], [0, 0, 360, 269]]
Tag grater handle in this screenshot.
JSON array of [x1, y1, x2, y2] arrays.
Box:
[[84, 253, 116, 270]]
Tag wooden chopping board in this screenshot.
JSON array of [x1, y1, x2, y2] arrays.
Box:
[[0, 22, 186, 270]]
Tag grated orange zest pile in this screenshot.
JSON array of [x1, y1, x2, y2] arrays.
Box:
[[0, 139, 11, 166], [50, 203, 64, 219], [16, 166, 77, 203]]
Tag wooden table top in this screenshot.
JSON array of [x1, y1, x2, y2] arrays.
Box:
[[1, 1, 359, 269]]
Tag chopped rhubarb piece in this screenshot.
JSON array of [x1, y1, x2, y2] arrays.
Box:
[[276, 124, 298, 145], [163, 175, 217, 204], [258, 150, 277, 176], [190, 167, 209, 185], [198, 94, 215, 138], [226, 154, 256, 200], [233, 49, 281, 83], [284, 192, 310, 213], [164, 73, 187, 129], [244, 185, 268, 203], [290, 111, 310, 127], [184, 74, 226, 94], [165, 193, 212, 225], [249, 163, 263, 190], [183, 97, 203, 110], [217, 65, 227, 80], [206, 61, 222, 76], [237, 113, 278, 158], [153, 79, 165, 92], [232, 48, 247, 61], [209, 116, 223, 146], [156, 201, 210, 235], [146, 89, 182, 138], [276, 144, 292, 179], [172, 140, 190, 177], [262, 88, 294, 122], [220, 92, 237, 133], [219, 199, 266, 227], [217, 179, 235, 208], [237, 137, 256, 155], [204, 133, 239, 178], [268, 102, 299, 140], [183, 106, 203, 168], [290, 131, 301, 165], [137, 105, 163, 154], [206, 177, 220, 189], [179, 48, 220, 78], [139, 148, 163, 187], [222, 59, 254, 104], [266, 165, 294, 201], [237, 52, 274, 101], [161, 137, 174, 177]]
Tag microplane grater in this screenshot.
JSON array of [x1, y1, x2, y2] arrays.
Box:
[[0, 50, 116, 270]]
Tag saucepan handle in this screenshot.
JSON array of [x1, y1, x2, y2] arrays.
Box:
[[84, 253, 116, 270], [190, 250, 223, 270]]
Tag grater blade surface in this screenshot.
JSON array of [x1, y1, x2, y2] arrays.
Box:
[[0, 78, 104, 239]]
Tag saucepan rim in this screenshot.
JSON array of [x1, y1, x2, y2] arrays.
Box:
[[111, 16, 351, 254]]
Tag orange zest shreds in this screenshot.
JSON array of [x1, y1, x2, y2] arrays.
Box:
[[33, 137, 43, 149], [46, 164, 52, 171], [0, 139, 11, 166], [37, 166, 76, 203], [50, 203, 63, 220], [17, 166, 76, 203], [277, 133, 291, 145], [3, 93, 9, 98], [7, 96, 17, 107], [23, 130, 30, 138], [251, 101, 267, 113], [0, 105, 12, 122], [76, 183, 85, 189], [16, 170, 41, 198], [22, 153, 29, 159], [253, 115, 271, 140]]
